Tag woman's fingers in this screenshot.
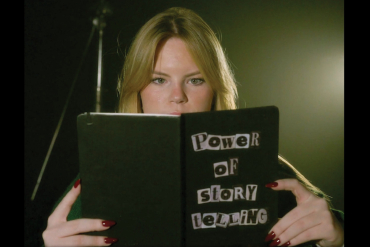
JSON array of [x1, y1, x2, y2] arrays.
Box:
[[265, 179, 344, 247], [270, 194, 328, 237], [267, 178, 313, 204], [268, 211, 323, 246], [276, 213, 342, 247], [47, 179, 81, 226], [43, 216, 118, 247], [65, 235, 118, 246], [49, 219, 116, 237], [43, 232, 118, 246], [43, 179, 120, 246]]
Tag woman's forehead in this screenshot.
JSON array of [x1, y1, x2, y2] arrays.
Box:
[[153, 37, 200, 74]]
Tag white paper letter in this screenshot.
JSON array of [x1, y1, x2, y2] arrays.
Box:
[[197, 188, 211, 204], [213, 161, 229, 178], [206, 135, 222, 150], [191, 213, 202, 229], [202, 213, 217, 228], [219, 189, 233, 202], [191, 132, 208, 151], [235, 134, 250, 149], [228, 212, 240, 226], [234, 186, 245, 200], [210, 185, 221, 202], [246, 184, 258, 201], [251, 132, 260, 146], [245, 209, 259, 225], [220, 135, 236, 150], [229, 157, 239, 175], [257, 208, 268, 224], [215, 213, 230, 228]]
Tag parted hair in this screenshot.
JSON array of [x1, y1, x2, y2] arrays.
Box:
[[117, 7, 237, 113]]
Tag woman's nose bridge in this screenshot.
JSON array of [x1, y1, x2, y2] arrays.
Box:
[[169, 80, 187, 102]]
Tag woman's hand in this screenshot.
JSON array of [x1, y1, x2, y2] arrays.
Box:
[[265, 179, 344, 247], [42, 179, 118, 246]]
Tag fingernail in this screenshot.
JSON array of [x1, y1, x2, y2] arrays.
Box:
[[102, 220, 116, 227], [281, 241, 291, 246], [104, 237, 118, 244], [73, 179, 81, 188], [265, 231, 276, 242], [269, 238, 281, 247], [265, 182, 278, 188]]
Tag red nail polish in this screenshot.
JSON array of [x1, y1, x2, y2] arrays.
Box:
[[281, 241, 291, 246], [265, 231, 276, 242], [102, 220, 116, 227], [269, 238, 281, 247], [104, 237, 118, 244], [73, 179, 81, 188], [265, 182, 278, 188]]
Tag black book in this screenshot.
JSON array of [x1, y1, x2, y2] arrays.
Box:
[[77, 106, 280, 247]]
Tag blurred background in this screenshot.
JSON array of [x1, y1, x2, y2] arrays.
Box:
[[24, 1, 344, 246]]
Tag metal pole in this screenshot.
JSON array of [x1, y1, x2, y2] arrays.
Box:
[[93, 0, 111, 112], [93, 14, 105, 112]]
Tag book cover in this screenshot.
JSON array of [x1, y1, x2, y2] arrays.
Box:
[[77, 106, 279, 247]]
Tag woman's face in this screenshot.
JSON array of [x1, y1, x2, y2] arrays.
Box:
[[140, 37, 214, 115]]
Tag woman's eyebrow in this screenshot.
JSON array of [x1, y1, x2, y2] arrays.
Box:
[[152, 71, 202, 77]]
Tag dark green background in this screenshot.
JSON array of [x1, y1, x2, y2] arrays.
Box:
[[25, 1, 344, 246]]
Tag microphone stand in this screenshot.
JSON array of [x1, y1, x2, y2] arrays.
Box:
[[93, 1, 107, 112], [31, 0, 112, 200]]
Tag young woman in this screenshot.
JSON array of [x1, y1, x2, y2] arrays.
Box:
[[42, 7, 344, 247]]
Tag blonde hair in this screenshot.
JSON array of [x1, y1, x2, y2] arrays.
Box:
[[117, 7, 237, 113]]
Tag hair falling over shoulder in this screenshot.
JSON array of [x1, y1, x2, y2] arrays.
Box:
[[277, 155, 333, 207]]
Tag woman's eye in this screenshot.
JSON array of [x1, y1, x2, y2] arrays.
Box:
[[189, 78, 205, 85], [151, 78, 166, 84]]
